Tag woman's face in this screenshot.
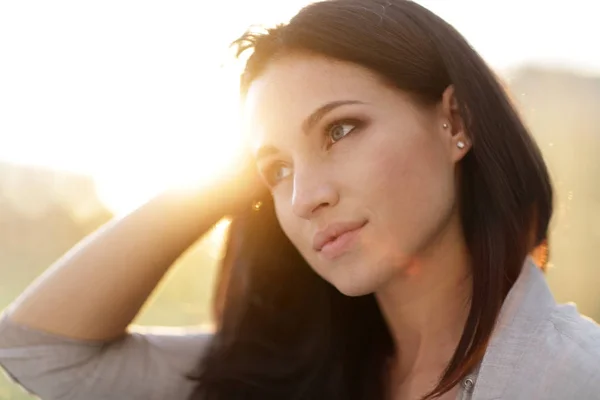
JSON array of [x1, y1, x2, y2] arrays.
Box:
[[245, 53, 465, 296]]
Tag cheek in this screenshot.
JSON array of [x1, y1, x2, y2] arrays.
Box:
[[354, 129, 455, 251], [382, 138, 451, 201]]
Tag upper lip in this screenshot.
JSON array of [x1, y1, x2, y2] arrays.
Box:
[[312, 220, 367, 251]]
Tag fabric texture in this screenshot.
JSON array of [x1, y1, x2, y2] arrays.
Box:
[[1, 258, 599, 399]]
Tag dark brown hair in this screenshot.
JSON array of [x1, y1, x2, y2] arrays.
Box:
[[188, 1, 553, 398]]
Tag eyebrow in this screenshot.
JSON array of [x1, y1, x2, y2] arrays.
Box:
[[255, 99, 365, 162], [255, 145, 279, 162], [301, 99, 365, 134]]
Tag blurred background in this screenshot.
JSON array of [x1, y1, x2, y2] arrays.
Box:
[[1, 1, 599, 398]]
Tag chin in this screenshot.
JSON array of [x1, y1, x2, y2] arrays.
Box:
[[327, 267, 386, 297], [334, 282, 373, 297], [325, 254, 409, 297]]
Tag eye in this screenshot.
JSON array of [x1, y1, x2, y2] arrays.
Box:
[[260, 161, 293, 188], [326, 121, 358, 145]]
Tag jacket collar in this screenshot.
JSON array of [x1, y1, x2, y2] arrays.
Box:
[[470, 258, 556, 399]]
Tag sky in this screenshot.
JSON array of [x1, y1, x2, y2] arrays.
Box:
[[0, 0, 598, 214]]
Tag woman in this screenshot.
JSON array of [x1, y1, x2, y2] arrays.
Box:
[[1, 1, 599, 399]]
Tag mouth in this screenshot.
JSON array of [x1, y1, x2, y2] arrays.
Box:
[[313, 220, 367, 260]]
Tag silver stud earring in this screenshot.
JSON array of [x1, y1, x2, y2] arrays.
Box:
[[442, 123, 449, 129], [457, 141, 466, 149]]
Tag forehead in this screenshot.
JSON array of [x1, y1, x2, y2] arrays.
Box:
[[243, 53, 385, 151]]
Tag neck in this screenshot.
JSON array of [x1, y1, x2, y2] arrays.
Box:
[[375, 215, 472, 384]]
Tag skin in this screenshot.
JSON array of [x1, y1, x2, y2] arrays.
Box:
[[5, 167, 260, 341], [246, 52, 473, 399]]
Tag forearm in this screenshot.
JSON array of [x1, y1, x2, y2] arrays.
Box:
[[5, 186, 227, 341]]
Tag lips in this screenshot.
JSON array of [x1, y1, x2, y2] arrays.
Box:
[[312, 220, 367, 253]]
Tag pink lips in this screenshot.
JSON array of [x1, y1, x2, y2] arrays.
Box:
[[313, 220, 367, 260]]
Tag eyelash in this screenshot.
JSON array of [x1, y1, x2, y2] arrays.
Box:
[[260, 117, 365, 188]]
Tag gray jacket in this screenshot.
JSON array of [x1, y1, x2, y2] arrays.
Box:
[[1, 259, 599, 399]]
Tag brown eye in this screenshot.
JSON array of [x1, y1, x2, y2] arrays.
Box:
[[328, 122, 357, 144]]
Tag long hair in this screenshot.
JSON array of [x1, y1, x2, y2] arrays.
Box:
[[188, 1, 554, 398]]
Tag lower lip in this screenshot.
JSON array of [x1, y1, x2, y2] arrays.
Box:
[[319, 226, 364, 260]]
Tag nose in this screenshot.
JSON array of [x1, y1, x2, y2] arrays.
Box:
[[291, 166, 339, 220]]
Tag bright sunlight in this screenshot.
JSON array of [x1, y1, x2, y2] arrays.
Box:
[[1, 0, 599, 215], [0, 1, 306, 215], [2, 4, 600, 399]]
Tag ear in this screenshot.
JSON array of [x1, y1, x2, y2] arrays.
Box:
[[440, 85, 470, 162]]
